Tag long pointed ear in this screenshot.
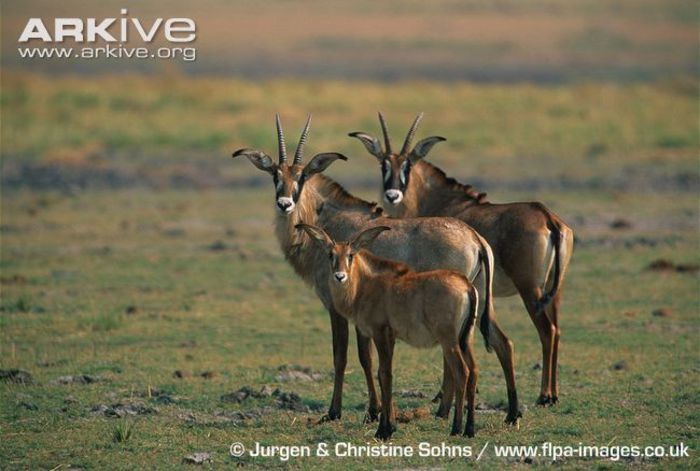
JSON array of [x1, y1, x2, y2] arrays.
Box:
[[350, 226, 391, 251], [303, 152, 347, 177], [232, 148, 276, 175], [348, 132, 383, 160], [295, 223, 334, 249], [409, 136, 446, 163]]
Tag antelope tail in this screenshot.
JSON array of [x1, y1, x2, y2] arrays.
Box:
[[459, 285, 479, 354], [476, 238, 494, 353], [536, 217, 566, 314]]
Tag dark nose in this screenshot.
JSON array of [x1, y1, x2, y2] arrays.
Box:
[[385, 192, 399, 202], [277, 200, 292, 211]]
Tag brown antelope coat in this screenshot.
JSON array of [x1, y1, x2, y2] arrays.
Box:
[[297, 224, 481, 439], [350, 113, 574, 405], [232, 115, 520, 424]]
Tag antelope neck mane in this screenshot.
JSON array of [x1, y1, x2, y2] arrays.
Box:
[[314, 175, 383, 215], [417, 161, 487, 205], [275, 174, 381, 283], [357, 250, 411, 277]]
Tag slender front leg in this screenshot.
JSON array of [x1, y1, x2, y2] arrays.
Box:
[[374, 326, 396, 440], [356, 328, 381, 423], [320, 308, 349, 422]]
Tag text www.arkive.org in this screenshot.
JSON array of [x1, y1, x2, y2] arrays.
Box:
[[17, 45, 196, 62]]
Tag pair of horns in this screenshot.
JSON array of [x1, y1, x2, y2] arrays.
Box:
[[377, 112, 423, 155], [276, 113, 311, 166]]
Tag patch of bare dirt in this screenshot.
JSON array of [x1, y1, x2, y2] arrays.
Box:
[[398, 389, 426, 398], [0, 275, 28, 285], [396, 407, 431, 423], [52, 374, 100, 385], [646, 259, 699, 274], [220, 385, 321, 413], [0, 369, 33, 384], [652, 308, 673, 318], [220, 385, 270, 403], [276, 365, 324, 382], [610, 218, 633, 230], [182, 452, 213, 465], [92, 402, 157, 417]]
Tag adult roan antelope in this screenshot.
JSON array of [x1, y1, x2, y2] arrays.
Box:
[[350, 113, 574, 405], [231, 114, 520, 425], [296, 223, 481, 439]]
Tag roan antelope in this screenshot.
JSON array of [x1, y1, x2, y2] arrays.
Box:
[[296, 223, 481, 439], [231, 114, 521, 425], [349, 113, 574, 405]]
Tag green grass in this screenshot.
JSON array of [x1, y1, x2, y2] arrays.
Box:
[[0, 73, 698, 468], [0, 186, 697, 469], [112, 420, 135, 443], [1, 73, 697, 185]]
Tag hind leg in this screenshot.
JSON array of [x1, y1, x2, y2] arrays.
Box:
[[443, 345, 467, 436], [547, 292, 562, 404], [487, 318, 521, 424], [518, 285, 555, 405], [435, 356, 454, 419], [462, 340, 478, 437]]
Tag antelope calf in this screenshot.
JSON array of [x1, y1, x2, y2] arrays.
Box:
[[297, 223, 481, 439], [350, 113, 574, 406]]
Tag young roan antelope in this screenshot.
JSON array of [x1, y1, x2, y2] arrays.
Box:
[[350, 113, 575, 405], [231, 114, 520, 425], [297, 223, 481, 440]]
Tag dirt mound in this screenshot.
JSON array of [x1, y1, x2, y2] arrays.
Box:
[[0, 369, 33, 384], [92, 402, 158, 417], [646, 259, 699, 274]]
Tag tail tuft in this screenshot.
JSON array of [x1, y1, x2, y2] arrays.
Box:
[[479, 307, 492, 353], [460, 285, 480, 353], [476, 238, 494, 353], [537, 225, 565, 313]]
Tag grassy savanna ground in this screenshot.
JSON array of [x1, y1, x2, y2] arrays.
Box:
[[2, 72, 697, 184], [1, 74, 699, 469]]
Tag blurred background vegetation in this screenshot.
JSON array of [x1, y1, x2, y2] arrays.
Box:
[[1, 0, 697, 193]]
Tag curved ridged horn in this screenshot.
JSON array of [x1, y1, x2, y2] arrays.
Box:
[[378, 111, 392, 154], [276, 113, 288, 165], [400, 112, 424, 155], [293, 114, 312, 165]]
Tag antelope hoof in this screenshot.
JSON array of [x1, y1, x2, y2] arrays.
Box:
[[505, 406, 523, 425], [374, 423, 396, 441], [551, 395, 559, 405], [535, 394, 553, 406], [317, 411, 341, 423], [505, 413, 521, 429], [363, 408, 380, 424], [450, 424, 463, 436], [464, 422, 475, 438], [435, 404, 450, 419]]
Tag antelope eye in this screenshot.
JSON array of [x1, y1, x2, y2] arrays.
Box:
[[328, 252, 333, 261], [348, 253, 354, 263]]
